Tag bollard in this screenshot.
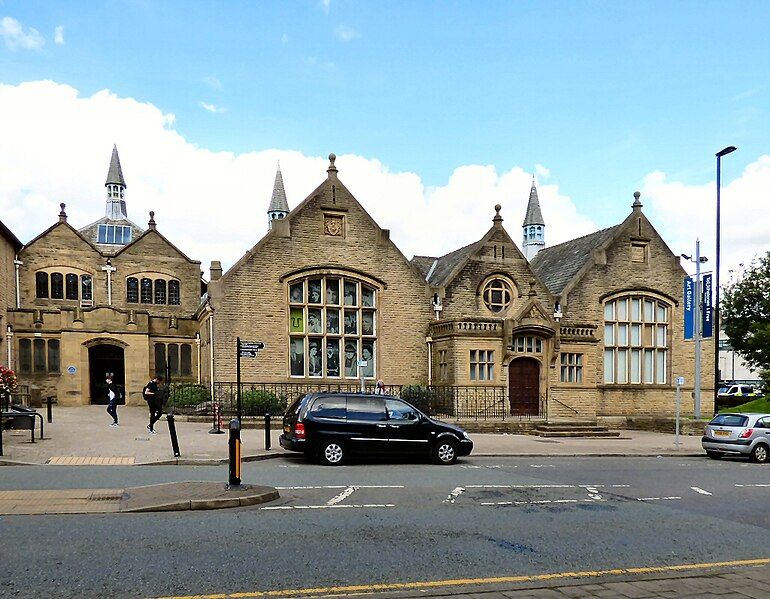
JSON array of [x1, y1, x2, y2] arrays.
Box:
[[167, 413, 181, 457], [46, 396, 54, 423], [264, 413, 271, 450], [208, 401, 224, 434], [228, 418, 242, 487]]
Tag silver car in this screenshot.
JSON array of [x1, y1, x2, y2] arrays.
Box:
[[702, 413, 770, 463]]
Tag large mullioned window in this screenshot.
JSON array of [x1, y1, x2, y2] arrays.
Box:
[[288, 276, 377, 379], [603, 295, 669, 384]]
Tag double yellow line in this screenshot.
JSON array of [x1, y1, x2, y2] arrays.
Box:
[[155, 557, 770, 599]]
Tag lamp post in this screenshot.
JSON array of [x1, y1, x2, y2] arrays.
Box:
[[714, 145, 737, 414], [681, 242, 708, 418]]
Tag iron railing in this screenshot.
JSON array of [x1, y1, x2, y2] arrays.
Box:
[[165, 382, 546, 422]]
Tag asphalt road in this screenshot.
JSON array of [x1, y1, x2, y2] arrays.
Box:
[[1, 455, 769, 598]]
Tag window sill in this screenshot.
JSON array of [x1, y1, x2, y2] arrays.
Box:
[[598, 384, 675, 390]]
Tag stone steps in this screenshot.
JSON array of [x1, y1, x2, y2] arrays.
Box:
[[534, 421, 621, 438]]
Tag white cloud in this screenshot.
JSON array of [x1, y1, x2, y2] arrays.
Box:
[[335, 24, 359, 42], [1, 79, 766, 287], [534, 164, 550, 179], [199, 101, 225, 113], [642, 155, 770, 280], [203, 76, 222, 91], [321, 0, 331, 14], [54, 25, 64, 45], [1, 16, 45, 50]]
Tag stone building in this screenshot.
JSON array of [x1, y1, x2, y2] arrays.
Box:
[[1, 220, 23, 368], [6, 147, 203, 406], [203, 155, 713, 418]]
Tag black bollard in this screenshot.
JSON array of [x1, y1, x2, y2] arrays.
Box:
[[166, 413, 181, 457], [228, 418, 242, 487], [208, 400, 224, 434], [264, 413, 271, 450], [47, 396, 54, 423]]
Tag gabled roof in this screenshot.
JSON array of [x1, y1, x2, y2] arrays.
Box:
[[22, 220, 102, 254], [113, 227, 200, 264], [530, 225, 621, 295], [268, 165, 289, 213], [105, 145, 126, 187], [0, 218, 23, 251], [425, 240, 482, 287], [410, 255, 437, 279], [523, 181, 544, 226]]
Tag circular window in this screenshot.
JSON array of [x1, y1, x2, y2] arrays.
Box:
[[482, 278, 513, 313]]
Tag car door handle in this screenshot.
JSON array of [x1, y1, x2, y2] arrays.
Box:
[[376, 424, 387, 428]]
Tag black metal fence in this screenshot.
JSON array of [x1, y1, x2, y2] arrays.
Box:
[[165, 382, 544, 422]]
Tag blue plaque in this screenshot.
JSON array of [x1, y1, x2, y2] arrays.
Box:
[[702, 274, 713, 338], [683, 276, 694, 340]]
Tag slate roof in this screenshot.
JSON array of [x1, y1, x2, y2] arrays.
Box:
[[530, 225, 621, 295], [268, 165, 289, 213], [0, 218, 23, 251], [424, 240, 481, 287], [410, 255, 437, 279], [523, 181, 544, 226], [105, 145, 126, 187]]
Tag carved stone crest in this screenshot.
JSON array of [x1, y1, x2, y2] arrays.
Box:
[[324, 215, 344, 237]]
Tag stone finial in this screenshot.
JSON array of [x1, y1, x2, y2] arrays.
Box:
[[632, 191, 643, 210], [59, 203, 67, 223], [327, 152, 338, 177], [493, 204, 503, 228], [148, 210, 156, 230]]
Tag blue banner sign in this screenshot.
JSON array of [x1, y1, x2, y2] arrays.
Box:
[[702, 273, 713, 338], [683, 276, 694, 340]]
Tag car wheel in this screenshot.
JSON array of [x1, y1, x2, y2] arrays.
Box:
[[432, 438, 457, 465], [706, 450, 722, 460], [750, 443, 769, 464], [319, 440, 345, 466]]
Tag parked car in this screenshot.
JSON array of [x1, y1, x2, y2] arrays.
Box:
[[280, 392, 473, 465], [702, 413, 770, 463], [718, 384, 762, 400]]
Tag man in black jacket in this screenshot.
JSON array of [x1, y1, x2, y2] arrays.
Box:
[[143, 375, 164, 434], [106, 376, 120, 427]]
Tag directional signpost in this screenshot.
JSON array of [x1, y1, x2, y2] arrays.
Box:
[[236, 338, 265, 422]]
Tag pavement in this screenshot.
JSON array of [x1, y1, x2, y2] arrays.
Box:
[[0, 404, 706, 515]]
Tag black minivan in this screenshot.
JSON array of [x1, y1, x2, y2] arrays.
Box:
[[279, 392, 473, 465]]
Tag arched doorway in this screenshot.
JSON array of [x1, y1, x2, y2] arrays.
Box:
[[88, 344, 125, 405], [508, 358, 540, 416]]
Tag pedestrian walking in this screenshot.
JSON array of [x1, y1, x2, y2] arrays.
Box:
[[106, 375, 120, 426], [374, 379, 386, 395], [143, 375, 164, 434]]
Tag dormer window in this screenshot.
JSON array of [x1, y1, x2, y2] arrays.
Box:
[[97, 224, 132, 245]]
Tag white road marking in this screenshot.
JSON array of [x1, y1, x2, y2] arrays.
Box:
[[481, 499, 592, 506], [636, 496, 682, 501], [735, 484, 770, 487], [261, 503, 395, 510], [327, 486, 356, 505], [275, 485, 405, 490], [444, 487, 465, 503], [529, 464, 556, 468], [690, 486, 713, 495], [584, 486, 603, 501], [465, 484, 629, 489]]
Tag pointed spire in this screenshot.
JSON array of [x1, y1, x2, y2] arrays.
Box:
[[267, 163, 290, 213], [105, 145, 126, 188], [523, 178, 544, 226]]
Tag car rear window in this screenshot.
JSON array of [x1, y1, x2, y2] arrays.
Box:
[[711, 414, 749, 427], [287, 394, 309, 416], [310, 395, 346, 419], [346, 396, 387, 422]]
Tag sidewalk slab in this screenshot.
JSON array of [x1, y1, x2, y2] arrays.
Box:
[[0, 482, 279, 515]]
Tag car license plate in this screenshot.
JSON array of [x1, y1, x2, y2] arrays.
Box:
[[714, 430, 730, 437]]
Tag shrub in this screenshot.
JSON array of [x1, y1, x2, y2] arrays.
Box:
[[241, 389, 287, 416], [169, 384, 211, 407]]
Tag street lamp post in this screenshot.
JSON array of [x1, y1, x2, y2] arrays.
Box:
[[681, 243, 708, 418], [714, 145, 737, 414]]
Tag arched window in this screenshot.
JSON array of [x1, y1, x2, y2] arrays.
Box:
[[603, 295, 669, 384], [35, 272, 49, 298], [154, 279, 167, 304], [65, 273, 79, 300], [140, 278, 153, 303], [482, 278, 513, 314], [288, 276, 377, 379], [126, 277, 139, 303], [50, 273, 64, 299], [168, 280, 181, 305]]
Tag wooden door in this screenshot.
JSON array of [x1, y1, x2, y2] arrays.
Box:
[[508, 358, 540, 416]]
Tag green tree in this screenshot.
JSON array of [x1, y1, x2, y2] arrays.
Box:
[[721, 251, 770, 377]]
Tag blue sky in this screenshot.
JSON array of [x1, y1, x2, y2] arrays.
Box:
[[1, 1, 768, 272]]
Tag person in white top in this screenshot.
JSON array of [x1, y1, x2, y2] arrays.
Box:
[[106, 376, 120, 426]]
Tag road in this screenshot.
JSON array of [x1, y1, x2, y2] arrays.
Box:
[[1, 455, 769, 598]]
